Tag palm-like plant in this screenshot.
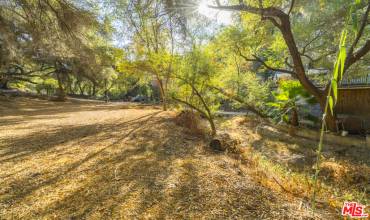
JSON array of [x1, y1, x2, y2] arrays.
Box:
[[269, 80, 316, 126]]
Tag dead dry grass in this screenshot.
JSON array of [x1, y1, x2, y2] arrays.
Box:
[[220, 116, 369, 214], [0, 97, 341, 219], [174, 110, 208, 137]]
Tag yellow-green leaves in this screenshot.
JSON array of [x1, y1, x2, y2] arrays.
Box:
[[331, 30, 346, 104], [329, 29, 347, 114], [339, 46, 346, 77], [332, 79, 338, 103], [328, 96, 334, 115], [333, 59, 339, 80], [339, 30, 347, 79]]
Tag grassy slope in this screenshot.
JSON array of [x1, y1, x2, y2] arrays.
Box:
[[220, 116, 369, 215]]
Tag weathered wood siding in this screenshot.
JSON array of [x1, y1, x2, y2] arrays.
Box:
[[336, 87, 370, 117]]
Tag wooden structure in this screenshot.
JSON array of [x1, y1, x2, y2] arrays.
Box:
[[337, 86, 370, 116], [336, 86, 370, 133]]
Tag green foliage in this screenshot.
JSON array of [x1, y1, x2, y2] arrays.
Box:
[[312, 1, 354, 212], [269, 80, 316, 124], [35, 78, 58, 95], [171, 47, 221, 114], [329, 30, 348, 114], [1, 0, 369, 112], [230, 72, 272, 110]]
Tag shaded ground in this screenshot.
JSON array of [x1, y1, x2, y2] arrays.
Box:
[[1, 97, 338, 219]]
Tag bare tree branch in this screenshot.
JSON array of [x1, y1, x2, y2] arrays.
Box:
[[173, 75, 213, 119], [345, 1, 370, 70], [252, 55, 295, 74], [284, 57, 293, 69], [300, 50, 336, 68], [171, 96, 207, 117], [348, 1, 370, 55], [207, 85, 268, 119], [11, 76, 37, 84], [288, 0, 295, 15], [235, 46, 295, 74], [208, 2, 284, 19], [347, 40, 370, 67], [301, 33, 323, 55]]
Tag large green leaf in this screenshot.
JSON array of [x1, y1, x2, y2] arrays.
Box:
[[332, 79, 338, 103], [339, 46, 347, 79], [328, 96, 334, 115], [333, 60, 339, 80]]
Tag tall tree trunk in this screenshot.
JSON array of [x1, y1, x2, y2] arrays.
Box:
[[317, 97, 337, 131], [66, 77, 73, 95], [290, 106, 299, 127], [88, 85, 92, 96], [104, 79, 109, 102], [55, 72, 66, 101], [155, 75, 167, 111], [92, 83, 96, 96], [278, 15, 338, 131], [78, 83, 85, 96], [325, 112, 337, 132], [211, 1, 370, 133], [278, 16, 323, 101], [0, 79, 9, 89]]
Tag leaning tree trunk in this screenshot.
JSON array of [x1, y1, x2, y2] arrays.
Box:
[[207, 115, 217, 136], [211, 0, 369, 133], [278, 15, 338, 132]]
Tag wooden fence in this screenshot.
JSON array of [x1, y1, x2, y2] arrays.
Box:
[[336, 87, 370, 116], [340, 75, 370, 86], [336, 87, 370, 133]]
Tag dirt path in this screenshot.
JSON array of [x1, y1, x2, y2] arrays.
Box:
[[0, 97, 334, 219]]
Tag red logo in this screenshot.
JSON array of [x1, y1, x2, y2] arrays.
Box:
[[342, 202, 368, 218]]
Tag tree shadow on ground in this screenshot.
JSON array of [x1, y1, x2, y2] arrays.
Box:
[[0, 112, 163, 204], [0, 112, 161, 163], [0, 107, 316, 219], [30, 122, 292, 219], [0, 96, 158, 127], [1, 112, 202, 218]]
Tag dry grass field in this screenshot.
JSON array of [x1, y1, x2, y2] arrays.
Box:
[[0, 97, 366, 219]]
